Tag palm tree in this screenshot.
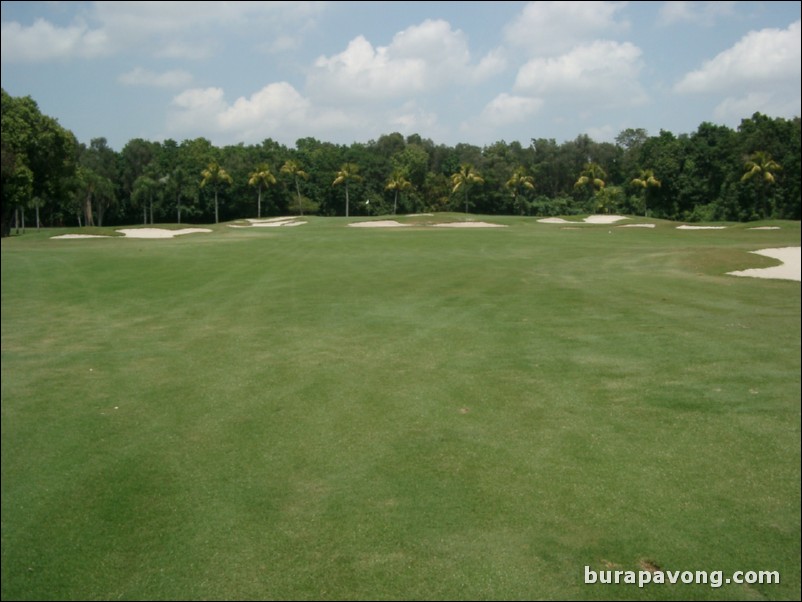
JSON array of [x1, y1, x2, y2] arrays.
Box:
[[333, 163, 363, 217], [280, 160, 309, 216], [741, 151, 782, 217], [200, 162, 233, 224], [385, 170, 413, 215], [574, 162, 607, 211], [505, 166, 535, 215], [132, 172, 158, 225], [248, 164, 277, 218], [451, 164, 485, 215], [574, 162, 607, 193], [167, 167, 190, 224], [631, 168, 661, 216]]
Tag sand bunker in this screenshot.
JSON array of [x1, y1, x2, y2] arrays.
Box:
[[728, 247, 800, 282], [51, 234, 111, 239], [749, 226, 781, 230], [348, 220, 409, 228], [116, 228, 212, 238], [231, 216, 306, 228], [538, 215, 628, 224], [433, 221, 507, 228], [247, 216, 299, 223], [619, 223, 656, 228], [677, 225, 727, 230], [583, 215, 629, 224]]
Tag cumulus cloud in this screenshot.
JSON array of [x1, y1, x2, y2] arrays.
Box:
[[308, 19, 503, 103], [504, 1, 629, 56], [118, 67, 193, 88], [674, 21, 801, 94], [658, 1, 736, 27], [168, 83, 355, 144], [2, 1, 326, 63], [713, 92, 802, 123], [479, 93, 544, 126], [1, 18, 110, 62], [674, 20, 801, 122], [514, 40, 648, 107]]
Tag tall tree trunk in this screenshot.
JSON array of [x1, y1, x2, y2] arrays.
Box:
[[84, 193, 95, 227], [97, 202, 104, 227], [21, 206, 26, 233], [214, 189, 219, 223], [345, 183, 350, 217], [464, 188, 469, 214], [295, 178, 303, 216], [35, 202, 41, 230], [258, 187, 262, 218], [15, 207, 19, 234], [394, 190, 398, 215], [143, 205, 147, 225], [149, 196, 154, 224], [177, 194, 181, 224]]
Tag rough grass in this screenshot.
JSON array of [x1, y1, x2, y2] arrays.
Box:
[[2, 215, 800, 600]]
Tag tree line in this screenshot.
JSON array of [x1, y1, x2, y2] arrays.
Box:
[[2, 87, 799, 236]]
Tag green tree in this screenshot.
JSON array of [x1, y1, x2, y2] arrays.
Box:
[[385, 170, 412, 215], [1, 89, 77, 236], [79, 138, 118, 226], [451, 164, 485, 214], [248, 164, 277, 218], [333, 163, 363, 217], [280, 159, 309, 215], [163, 166, 191, 224], [574, 162, 606, 210], [631, 168, 661, 216], [741, 151, 782, 218], [132, 172, 158, 225], [200, 162, 233, 223], [505, 166, 535, 215]]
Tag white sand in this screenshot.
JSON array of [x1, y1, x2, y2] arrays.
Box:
[[406, 213, 433, 217], [677, 225, 727, 230], [247, 216, 300, 223], [728, 247, 801, 282], [583, 215, 629, 224], [619, 223, 656, 228], [749, 226, 781, 230], [250, 220, 306, 227], [538, 215, 628, 224], [116, 228, 212, 238], [348, 220, 410, 228], [433, 221, 507, 228], [51, 234, 111, 239]]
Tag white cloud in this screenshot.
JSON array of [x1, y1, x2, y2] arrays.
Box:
[[168, 83, 355, 144], [584, 124, 616, 143], [308, 19, 503, 103], [118, 67, 193, 88], [658, 1, 736, 27], [514, 40, 648, 107], [674, 21, 801, 94], [479, 93, 543, 126], [1, 1, 327, 63], [504, 1, 629, 56], [1, 18, 110, 62], [389, 102, 440, 134], [713, 92, 802, 123]]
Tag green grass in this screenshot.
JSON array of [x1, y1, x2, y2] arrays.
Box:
[[2, 215, 800, 600]]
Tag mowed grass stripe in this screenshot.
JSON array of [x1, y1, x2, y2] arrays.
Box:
[[2, 217, 800, 600]]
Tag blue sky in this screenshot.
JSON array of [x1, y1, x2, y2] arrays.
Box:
[[2, 1, 800, 151]]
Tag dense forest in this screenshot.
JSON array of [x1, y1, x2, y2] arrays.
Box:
[[2, 87, 800, 237]]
